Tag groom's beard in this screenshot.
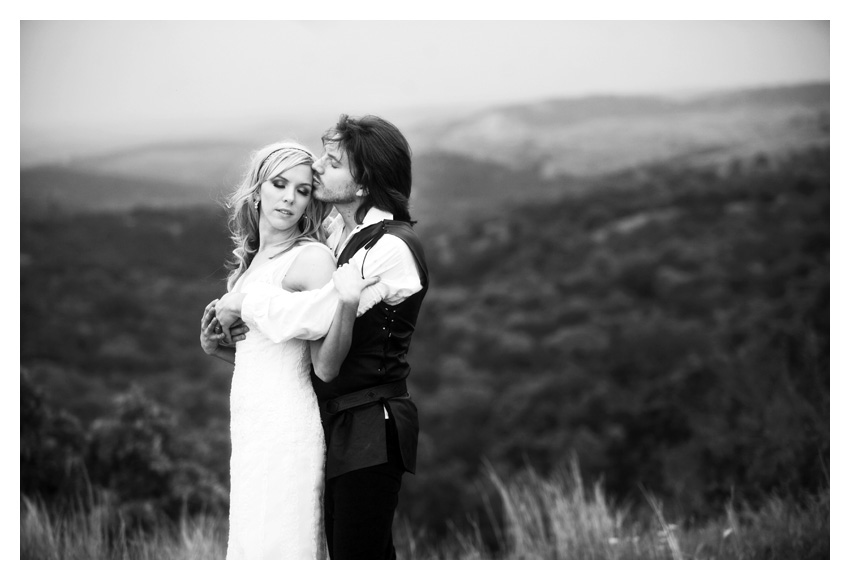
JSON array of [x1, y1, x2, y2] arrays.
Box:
[[314, 180, 359, 204]]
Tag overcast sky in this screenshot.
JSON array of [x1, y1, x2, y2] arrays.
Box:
[[20, 20, 829, 158]]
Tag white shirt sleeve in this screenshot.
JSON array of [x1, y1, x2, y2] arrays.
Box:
[[240, 280, 339, 343], [349, 234, 423, 317]]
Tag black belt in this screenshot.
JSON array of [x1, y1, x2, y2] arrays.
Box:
[[322, 381, 408, 415]]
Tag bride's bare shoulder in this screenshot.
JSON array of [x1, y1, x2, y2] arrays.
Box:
[[282, 243, 336, 292]]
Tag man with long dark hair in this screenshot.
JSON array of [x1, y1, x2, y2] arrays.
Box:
[[215, 114, 428, 559]]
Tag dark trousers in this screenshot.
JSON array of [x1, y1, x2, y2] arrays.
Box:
[[324, 418, 405, 559]]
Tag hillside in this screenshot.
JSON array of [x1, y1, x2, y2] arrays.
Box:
[[21, 145, 829, 541], [406, 146, 828, 531]]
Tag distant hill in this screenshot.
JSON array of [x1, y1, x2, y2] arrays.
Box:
[[70, 140, 255, 188], [410, 83, 829, 177], [20, 83, 829, 221], [20, 166, 222, 215], [410, 152, 569, 225]]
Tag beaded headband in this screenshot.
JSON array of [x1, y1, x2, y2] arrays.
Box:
[[258, 143, 317, 178]]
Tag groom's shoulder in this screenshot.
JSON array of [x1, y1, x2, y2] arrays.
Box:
[[380, 221, 428, 280], [383, 221, 424, 254]]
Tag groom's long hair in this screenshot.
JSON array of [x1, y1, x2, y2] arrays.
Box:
[[223, 141, 333, 291], [322, 114, 413, 224]]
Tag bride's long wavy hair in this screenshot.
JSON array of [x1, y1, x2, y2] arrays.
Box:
[[224, 141, 332, 291]]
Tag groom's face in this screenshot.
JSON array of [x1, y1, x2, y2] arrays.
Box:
[[312, 140, 360, 204]]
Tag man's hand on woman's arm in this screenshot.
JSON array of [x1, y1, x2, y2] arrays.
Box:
[[214, 292, 247, 343], [201, 298, 249, 364]]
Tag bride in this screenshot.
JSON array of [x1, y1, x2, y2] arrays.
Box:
[[198, 142, 376, 559]]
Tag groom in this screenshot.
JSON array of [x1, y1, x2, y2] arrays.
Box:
[[216, 114, 428, 559]]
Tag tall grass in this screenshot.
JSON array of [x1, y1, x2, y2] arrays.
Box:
[[396, 459, 829, 560], [20, 494, 227, 559], [487, 457, 629, 559], [22, 462, 828, 559]]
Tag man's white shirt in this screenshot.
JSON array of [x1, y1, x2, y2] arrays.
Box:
[[325, 207, 422, 316]]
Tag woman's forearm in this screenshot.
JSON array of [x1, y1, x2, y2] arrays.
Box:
[[310, 298, 359, 382]]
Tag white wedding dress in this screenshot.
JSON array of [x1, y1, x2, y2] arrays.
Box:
[[226, 243, 329, 559]]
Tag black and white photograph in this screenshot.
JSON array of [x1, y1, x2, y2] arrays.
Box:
[[18, 10, 834, 562]]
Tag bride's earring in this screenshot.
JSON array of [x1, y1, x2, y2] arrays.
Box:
[[253, 198, 260, 210]]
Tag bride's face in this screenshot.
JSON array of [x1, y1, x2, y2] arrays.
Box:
[[257, 164, 314, 233]]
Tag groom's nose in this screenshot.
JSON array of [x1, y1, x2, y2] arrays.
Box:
[[312, 158, 324, 173]]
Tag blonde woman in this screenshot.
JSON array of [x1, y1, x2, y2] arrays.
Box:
[[199, 142, 377, 559]]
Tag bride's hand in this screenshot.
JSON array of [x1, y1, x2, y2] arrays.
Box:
[[333, 263, 381, 306]]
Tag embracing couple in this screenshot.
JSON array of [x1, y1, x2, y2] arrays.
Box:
[[198, 114, 428, 560]]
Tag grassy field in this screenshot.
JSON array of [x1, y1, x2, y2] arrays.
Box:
[[21, 460, 828, 560]]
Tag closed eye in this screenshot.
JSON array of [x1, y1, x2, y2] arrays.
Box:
[[322, 153, 341, 168]]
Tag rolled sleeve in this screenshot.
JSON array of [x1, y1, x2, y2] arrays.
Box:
[[242, 280, 339, 342], [354, 234, 423, 316]]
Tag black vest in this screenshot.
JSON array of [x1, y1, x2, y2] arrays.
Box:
[[312, 220, 429, 479]]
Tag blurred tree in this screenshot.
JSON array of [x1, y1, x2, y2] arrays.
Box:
[[87, 385, 228, 525], [20, 371, 88, 502]]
